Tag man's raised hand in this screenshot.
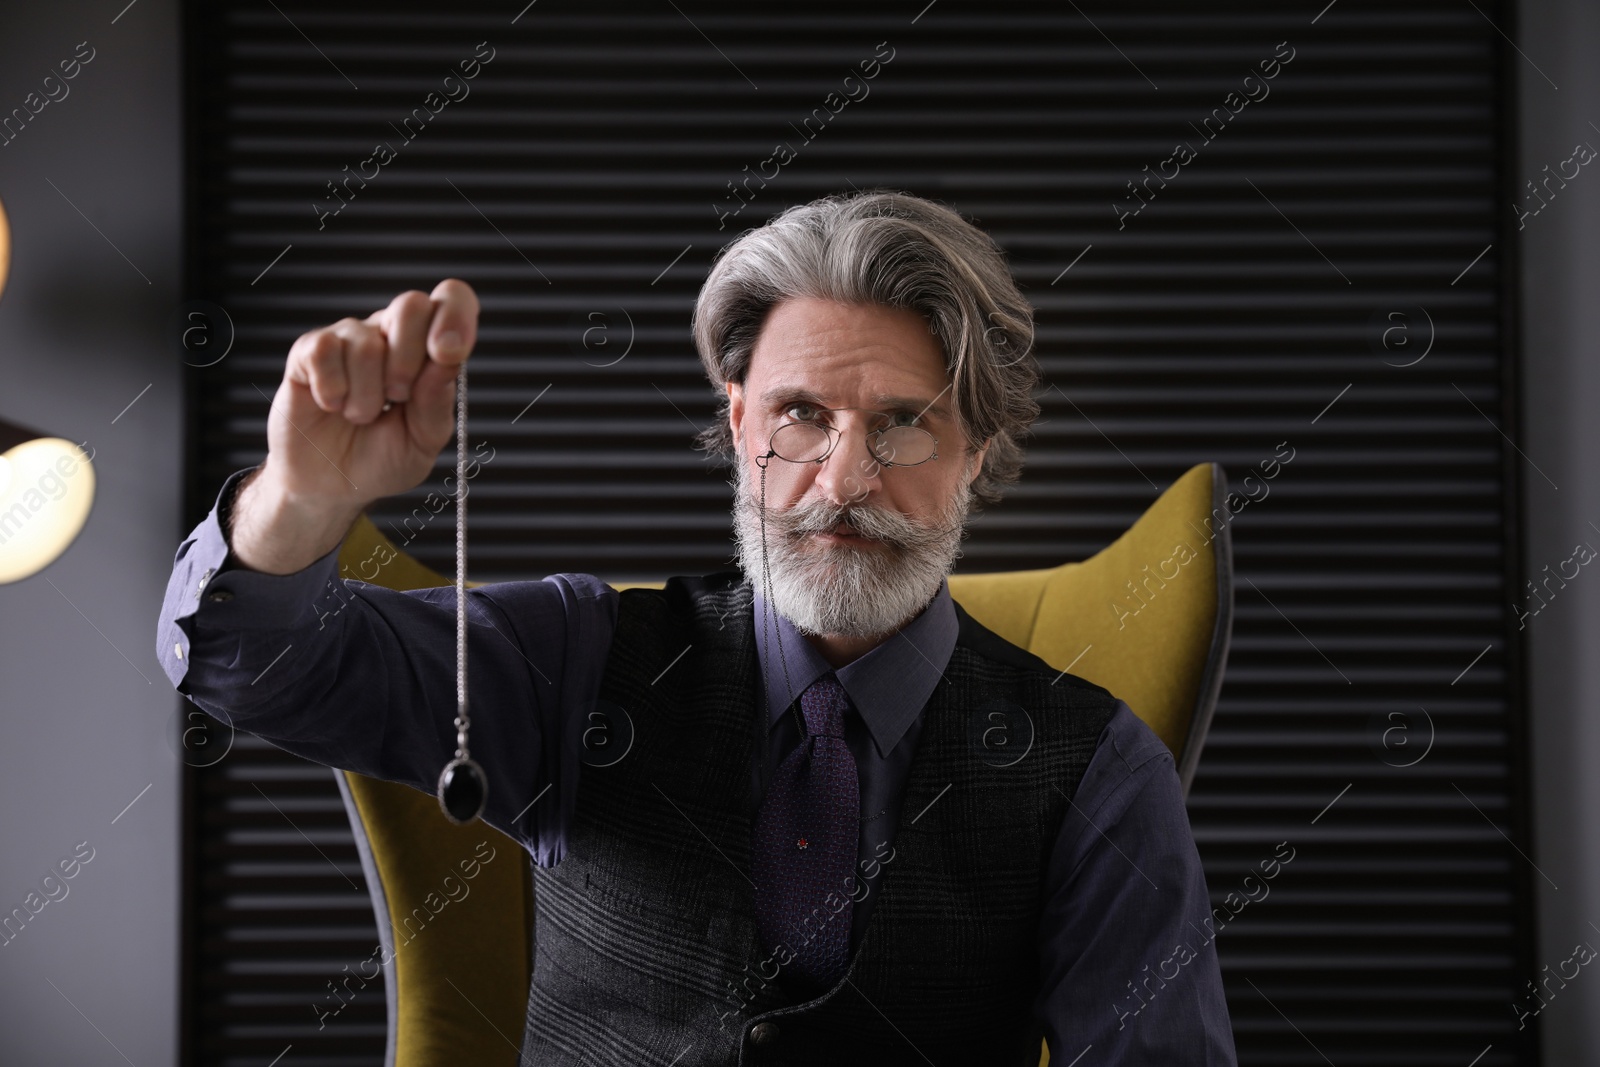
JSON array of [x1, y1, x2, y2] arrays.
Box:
[[228, 279, 479, 575], [271, 278, 479, 506]]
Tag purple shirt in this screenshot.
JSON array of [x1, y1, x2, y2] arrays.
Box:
[[157, 467, 1237, 1064]]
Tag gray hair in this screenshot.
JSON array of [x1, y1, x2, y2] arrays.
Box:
[[690, 189, 1039, 509]]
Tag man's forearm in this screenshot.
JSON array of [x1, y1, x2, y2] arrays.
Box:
[[155, 465, 617, 861], [226, 461, 366, 576]]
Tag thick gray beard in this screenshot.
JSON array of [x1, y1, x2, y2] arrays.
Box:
[[730, 454, 974, 640]]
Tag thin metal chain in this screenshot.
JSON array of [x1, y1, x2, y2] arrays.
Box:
[[453, 364, 470, 761]]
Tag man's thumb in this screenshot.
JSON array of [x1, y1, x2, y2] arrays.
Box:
[[405, 357, 460, 451]]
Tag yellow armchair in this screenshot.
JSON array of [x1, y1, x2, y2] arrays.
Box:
[[331, 461, 1234, 1066]]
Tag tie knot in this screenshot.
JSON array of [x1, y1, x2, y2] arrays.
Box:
[[798, 673, 850, 739]]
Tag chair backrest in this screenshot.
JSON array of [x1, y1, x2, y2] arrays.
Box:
[[332, 461, 1233, 1066], [333, 768, 532, 1067], [947, 460, 1233, 791]]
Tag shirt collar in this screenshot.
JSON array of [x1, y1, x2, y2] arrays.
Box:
[[750, 576, 958, 759]]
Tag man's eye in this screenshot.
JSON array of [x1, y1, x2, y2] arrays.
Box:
[[886, 411, 920, 428], [783, 403, 819, 421]]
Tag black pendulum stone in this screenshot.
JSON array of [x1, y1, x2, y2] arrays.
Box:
[[437, 757, 488, 825]]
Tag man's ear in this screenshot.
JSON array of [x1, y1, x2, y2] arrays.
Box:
[[968, 437, 991, 486], [726, 381, 745, 451]]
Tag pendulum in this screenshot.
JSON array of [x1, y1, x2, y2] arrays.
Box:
[[436, 363, 487, 823], [436, 362, 488, 825]]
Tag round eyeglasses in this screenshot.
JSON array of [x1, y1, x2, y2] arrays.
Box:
[[757, 408, 939, 469]]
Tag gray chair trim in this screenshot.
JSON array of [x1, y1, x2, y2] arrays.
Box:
[[333, 769, 400, 1067], [1176, 461, 1234, 796]]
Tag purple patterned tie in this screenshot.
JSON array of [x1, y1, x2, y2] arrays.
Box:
[[753, 672, 861, 991]]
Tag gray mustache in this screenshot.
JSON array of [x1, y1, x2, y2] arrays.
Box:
[[773, 499, 959, 550]]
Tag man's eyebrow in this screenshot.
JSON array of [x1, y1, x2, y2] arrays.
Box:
[[759, 385, 830, 407], [757, 385, 952, 419]]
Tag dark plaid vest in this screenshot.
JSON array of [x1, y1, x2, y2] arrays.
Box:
[[520, 572, 1117, 1066]]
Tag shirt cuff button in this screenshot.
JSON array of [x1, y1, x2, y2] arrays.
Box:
[[174, 642, 185, 661]]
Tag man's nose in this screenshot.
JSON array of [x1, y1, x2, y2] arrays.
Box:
[[812, 416, 884, 506]]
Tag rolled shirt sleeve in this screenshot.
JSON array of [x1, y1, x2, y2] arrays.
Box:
[[155, 466, 618, 865], [1035, 700, 1238, 1065]]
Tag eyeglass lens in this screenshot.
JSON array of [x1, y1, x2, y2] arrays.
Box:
[[768, 422, 936, 466]]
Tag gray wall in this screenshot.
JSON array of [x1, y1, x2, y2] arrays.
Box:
[[0, 0, 184, 1063], [0, 0, 1594, 1063], [1519, 0, 1600, 1061]]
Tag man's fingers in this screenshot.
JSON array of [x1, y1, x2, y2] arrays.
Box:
[[373, 291, 432, 403], [328, 318, 389, 424], [288, 330, 349, 414], [283, 278, 477, 430], [406, 351, 460, 450], [427, 278, 480, 366]]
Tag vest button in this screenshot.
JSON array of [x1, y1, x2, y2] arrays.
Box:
[[748, 1020, 779, 1045]]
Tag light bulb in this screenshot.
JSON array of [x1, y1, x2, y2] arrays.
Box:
[[0, 438, 95, 583]]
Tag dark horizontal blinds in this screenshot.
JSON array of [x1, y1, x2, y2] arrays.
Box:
[[183, 1, 1534, 1063]]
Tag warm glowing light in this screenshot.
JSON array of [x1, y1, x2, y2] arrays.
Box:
[[0, 194, 9, 300], [0, 438, 95, 583]]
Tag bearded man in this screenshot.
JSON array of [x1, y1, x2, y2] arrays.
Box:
[[156, 190, 1236, 1065]]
